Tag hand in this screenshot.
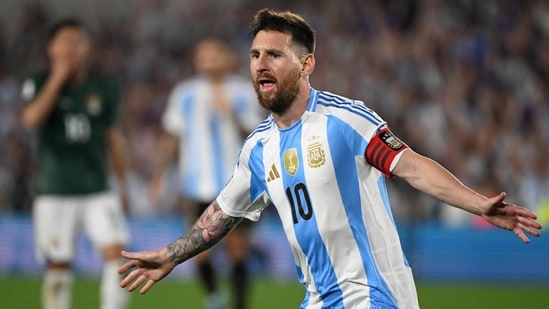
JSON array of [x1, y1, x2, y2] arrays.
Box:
[[480, 192, 542, 243], [49, 51, 78, 84], [118, 249, 177, 294]]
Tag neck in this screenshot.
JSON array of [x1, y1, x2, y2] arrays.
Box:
[[272, 84, 311, 129]]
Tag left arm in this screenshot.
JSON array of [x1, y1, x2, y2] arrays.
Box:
[[106, 127, 129, 212], [118, 201, 243, 293], [393, 149, 542, 243]]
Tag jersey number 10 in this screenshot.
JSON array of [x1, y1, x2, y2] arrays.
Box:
[[286, 183, 313, 224]]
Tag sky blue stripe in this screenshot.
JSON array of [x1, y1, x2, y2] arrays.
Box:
[[181, 92, 201, 197], [327, 115, 397, 307], [279, 120, 343, 308], [295, 266, 311, 309], [234, 93, 247, 115], [210, 112, 225, 192], [248, 140, 266, 202], [377, 176, 410, 267]]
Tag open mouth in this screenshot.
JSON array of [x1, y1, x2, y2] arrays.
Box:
[[258, 77, 276, 92]]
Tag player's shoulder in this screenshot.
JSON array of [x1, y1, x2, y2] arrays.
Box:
[[240, 117, 275, 150], [21, 71, 49, 102], [170, 77, 203, 96], [314, 89, 384, 125]]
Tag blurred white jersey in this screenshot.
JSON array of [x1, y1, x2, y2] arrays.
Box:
[[163, 74, 264, 202], [217, 88, 419, 308]]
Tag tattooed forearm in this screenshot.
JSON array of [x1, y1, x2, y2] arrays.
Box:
[[166, 201, 242, 264]]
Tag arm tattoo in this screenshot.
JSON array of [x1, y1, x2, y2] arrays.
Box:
[[166, 201, 242, 265]]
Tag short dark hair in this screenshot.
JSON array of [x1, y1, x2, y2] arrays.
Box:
[[250, 9, 316, 54], [47, 18, 85, 42]]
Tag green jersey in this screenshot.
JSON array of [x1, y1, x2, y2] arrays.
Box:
[[22, 72, 120, 195]]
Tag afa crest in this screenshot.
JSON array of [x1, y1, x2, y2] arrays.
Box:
[[307, 136, 325, 168], [283, 148, 299, 176]]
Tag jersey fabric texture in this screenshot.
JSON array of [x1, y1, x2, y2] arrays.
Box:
[[162, 74, 264, 202], [217, 88, 419, 308], [22, 72, 119, 195]]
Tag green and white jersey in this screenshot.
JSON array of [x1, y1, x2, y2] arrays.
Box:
[[22, 71, 119, 195]]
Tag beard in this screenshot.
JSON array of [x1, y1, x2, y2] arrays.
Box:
[[254, 67, 301, 114]]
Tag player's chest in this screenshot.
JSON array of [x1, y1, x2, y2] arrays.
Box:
[[55, 85, 107, 118]]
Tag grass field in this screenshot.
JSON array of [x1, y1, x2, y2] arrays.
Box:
[[1, 276, 548, 308]]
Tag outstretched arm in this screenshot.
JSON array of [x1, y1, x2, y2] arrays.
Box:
[[118, 201, 242, 293], [392, 149, 542, 243]]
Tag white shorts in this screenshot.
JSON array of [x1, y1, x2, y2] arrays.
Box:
[[33, 191, 130, 263]]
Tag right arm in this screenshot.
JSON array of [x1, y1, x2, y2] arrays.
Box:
[[20, 59, 73, 129], [118, 201, 242, 293]]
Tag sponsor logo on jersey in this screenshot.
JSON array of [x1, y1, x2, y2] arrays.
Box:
[[86, 94, 102, 115], [266, 164, 281, 182], [284, 148, 299, 176], [380, 131, 404, 150], [307, 136, 325, 168]]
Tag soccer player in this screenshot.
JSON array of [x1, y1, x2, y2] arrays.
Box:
[[118, 9, 542, 308], [149, 38, 265, 309], [20, 19, 130, 309]]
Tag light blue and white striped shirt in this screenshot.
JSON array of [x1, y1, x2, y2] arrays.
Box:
[[217, 88, 419, 308], [163, 74, 264, 202]]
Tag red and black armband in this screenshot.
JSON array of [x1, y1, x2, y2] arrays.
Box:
[[364, 128, 408, 177]]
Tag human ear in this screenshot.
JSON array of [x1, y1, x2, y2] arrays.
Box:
[[300, 54, 315, 77]]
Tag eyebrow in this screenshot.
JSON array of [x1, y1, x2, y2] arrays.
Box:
[[249, 47, 283, 55]]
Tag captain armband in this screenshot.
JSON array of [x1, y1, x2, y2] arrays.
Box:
[[364, 128, 408, 178]]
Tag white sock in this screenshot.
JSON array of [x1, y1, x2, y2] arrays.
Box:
[[42, 269, 73, 309], [101, 259, 129, 309]]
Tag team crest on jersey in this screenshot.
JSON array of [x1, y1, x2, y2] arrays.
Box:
[[283, 148, 299, 176], [86, 94, 102, 115], [307, 136, 325, 168], [380, 130, 404, 150]]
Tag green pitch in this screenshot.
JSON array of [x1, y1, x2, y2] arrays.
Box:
[[1, 276, 548, 308]]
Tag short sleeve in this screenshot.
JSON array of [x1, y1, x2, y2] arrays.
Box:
[[162, 85, 185, 136], [216, 141, 270, 221]]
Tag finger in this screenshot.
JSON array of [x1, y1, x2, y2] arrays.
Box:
[[128, 274, 148, 292], [492, 192, 506, 205], [519, 223, 542, 237], [513, 228, 530, 244], [118, 260, 137, 275], [120, 269, 142, 288], [517, 215, 543, 231], [121, 250, 140, 259], [514, 207, 539, 220], [140, 279, 156, 294]]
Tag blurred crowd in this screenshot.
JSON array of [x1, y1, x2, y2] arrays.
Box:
[[0, 0, 548, 225]]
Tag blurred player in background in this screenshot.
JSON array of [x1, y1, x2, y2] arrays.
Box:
[[119, 9, 542, 309], [20, 18, 130, 309], [149, 38, 265, 309]]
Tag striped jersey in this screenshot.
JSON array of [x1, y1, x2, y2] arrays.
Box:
[[162, 74, 264, 202], [217, 88, 419, 308]]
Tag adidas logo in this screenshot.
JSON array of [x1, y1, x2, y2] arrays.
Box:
[[266, 164, 281, 182]]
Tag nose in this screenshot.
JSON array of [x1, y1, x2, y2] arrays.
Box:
[[251, 54, 268, 74]]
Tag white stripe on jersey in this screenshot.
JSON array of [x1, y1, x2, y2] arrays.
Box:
[[217, 88, 419, 308]]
